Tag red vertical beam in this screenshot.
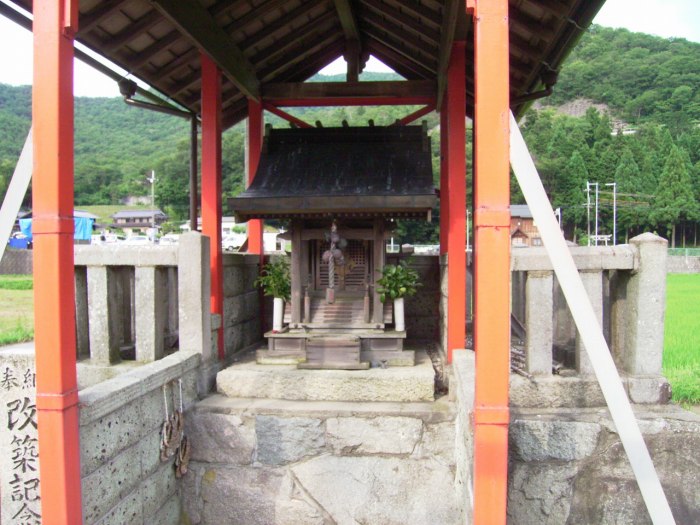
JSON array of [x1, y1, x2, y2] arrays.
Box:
[[32, 1, 83, 523], [200, 53, 224, 359], [472, 0, 510, 523], [246, 99, 264, 254], [446, 41, 467, 362]]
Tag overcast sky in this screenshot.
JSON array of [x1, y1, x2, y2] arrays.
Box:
[[0, 0, 697, 97]]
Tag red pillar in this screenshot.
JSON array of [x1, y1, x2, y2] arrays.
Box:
[[246, 99, 264, 254], [472, 0, 511, 523], [200, 53, 224, 359], [446, 41, 467, 362], [32, 1, 83, 523]]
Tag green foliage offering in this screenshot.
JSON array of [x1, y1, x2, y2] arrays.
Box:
[[0, 275, 33, 290], [376, 261, 420, 303], [664, 274, 700, 404], [255, 259, 291, 301]]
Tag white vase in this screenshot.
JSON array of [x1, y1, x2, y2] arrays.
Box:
[[394, 297, 405, 332], [273, 297, 284, 332]]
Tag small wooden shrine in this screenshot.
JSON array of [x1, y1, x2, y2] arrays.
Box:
[[230, 125, 436, 369]]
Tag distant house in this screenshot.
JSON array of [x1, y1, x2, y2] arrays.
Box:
[[180, 216, 239, 235], [510, 204, 542, 247], [111, 209, 167, 235]]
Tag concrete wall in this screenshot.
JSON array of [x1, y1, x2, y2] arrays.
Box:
[[0, 248, 32, 274], [452, 349, 700, 525], [667, 255, 700, 273]]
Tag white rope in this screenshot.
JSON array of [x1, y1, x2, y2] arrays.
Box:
[[178, 378, 184, 413], [162, 383, 169, 421], [509, 111, 675, 525]]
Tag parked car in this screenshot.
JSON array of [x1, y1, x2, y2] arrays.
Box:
[[223, 234, 245, 251], [123, 235, 150, 245]]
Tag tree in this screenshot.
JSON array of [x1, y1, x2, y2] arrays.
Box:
[[614, 148, 644, 240], [650, 146, 699, 247], [555, 150, 588, 240]]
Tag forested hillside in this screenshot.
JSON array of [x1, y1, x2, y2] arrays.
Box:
[[0, 26, 698, 245]]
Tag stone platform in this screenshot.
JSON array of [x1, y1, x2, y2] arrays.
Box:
[[181, 394, 462, 525], [217, 350, 435, 402]]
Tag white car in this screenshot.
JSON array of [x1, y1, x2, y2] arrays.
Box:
[[222, 234, 245, 251], [123, 235, 150, 245]]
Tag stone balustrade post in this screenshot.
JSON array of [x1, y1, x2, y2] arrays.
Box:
[[576, 270, 603, 375], [525, 270, 553, 375], [134, 266, 166, 362], [87, 265, 122, 364], [178, 232, 213, 361], [624, 233, 667, 376]]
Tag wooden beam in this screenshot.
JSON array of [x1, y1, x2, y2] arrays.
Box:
[[223, 0, 288, 34], [360, 1, 440, 43], [258, 32, 343, 83], [523, 0, 571, 18], [151, 0, 259, 99], [361, 10, 438, 55], [374, 0, 441, 28], [154, 47, 198, 80], [263, 80, 435, 101], [78, 0, 126, 34], [236, 1, 319, 52], [436, 0, 461, 110], [332, 0, 361, 81], [365, 39, 432, 79], [129, 30, 183, 71], [510, 8, 558, 42], [250, 11, 336, 66], [361, 25, 437, 74], [103, 10, 162, 53], [333, 0, 360, 40]]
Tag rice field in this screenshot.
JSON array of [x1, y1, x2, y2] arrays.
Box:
[[0, 275, 34, 346], [664, 274, 700, 404]]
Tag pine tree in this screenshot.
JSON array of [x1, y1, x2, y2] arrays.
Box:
[[614, 148, 643, 240], [651, 146, 699, 247], [555, 150, 588, 239]]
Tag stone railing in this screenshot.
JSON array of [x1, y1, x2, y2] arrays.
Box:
[[74, 234, 216, 381], [509, 232, 670, 406]]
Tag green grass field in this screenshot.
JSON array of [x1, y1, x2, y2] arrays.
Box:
[[664, 274, 700, 404], [0, 275, 34, 345]]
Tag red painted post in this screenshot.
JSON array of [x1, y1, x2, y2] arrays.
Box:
[[446, 41, 467, 362], [200, 52, 224, 359], [472, 0, 511, 523], [439, 97, 449, 254], [247, 99, 264, 254], [32, 0, 83, 523]]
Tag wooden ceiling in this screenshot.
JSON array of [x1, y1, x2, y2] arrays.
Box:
[[4, 0, 605, 128]]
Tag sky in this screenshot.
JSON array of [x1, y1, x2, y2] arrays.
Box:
[[0, 0, 698, 98]]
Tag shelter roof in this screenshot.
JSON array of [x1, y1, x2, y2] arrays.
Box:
[[229, 125, 436, 220], [511, 204, 533, 218], [3, 1, 606, 128]]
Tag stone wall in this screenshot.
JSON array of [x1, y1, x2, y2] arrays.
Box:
[[221, 253, 261, 361], [452, 349, 700, 525], [180, 395, 463, 525], [78, 351, 201, 524], [667, 255, 700, 273], [0, 248, 32, 275]]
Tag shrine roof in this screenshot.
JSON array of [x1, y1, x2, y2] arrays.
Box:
[[3, 1, 607, 129], [229, 125, 436, 220]]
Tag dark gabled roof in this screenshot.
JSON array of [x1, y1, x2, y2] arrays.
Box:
[[3, 1, 607, 129], [229, 125, 436, 221]]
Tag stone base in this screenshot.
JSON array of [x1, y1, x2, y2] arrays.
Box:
[[510, 373, 672, 408], [217, 351, 435, 402], [181, 394, 462, 525]]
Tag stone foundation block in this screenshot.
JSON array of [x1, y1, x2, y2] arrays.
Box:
[[326, 416, 422, 455], [185, 411, 256, 464], [510, 419, 601, 461], [255, 416, 325, 465]]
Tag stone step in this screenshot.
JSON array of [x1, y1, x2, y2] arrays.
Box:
[[217, 350, 436, 402]]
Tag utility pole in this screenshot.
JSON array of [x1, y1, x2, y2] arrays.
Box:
[[147, 170, 157, 242], [605, 182, 617, 245], [586, 182, 591, 246], [594, 182, 599, 246]]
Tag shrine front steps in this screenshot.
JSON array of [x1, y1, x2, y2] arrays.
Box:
[[216, 350, 436, 403]]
